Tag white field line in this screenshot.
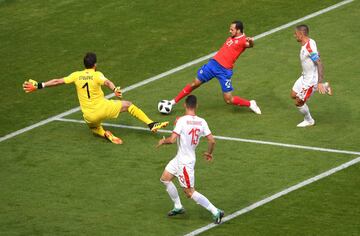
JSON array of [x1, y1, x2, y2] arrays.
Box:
[[0, 0, 353, 144], [184, 156, 360, 236], [56, 118, 360, 156], [0, 107, 81, 143], [252, 0, 354, 40]]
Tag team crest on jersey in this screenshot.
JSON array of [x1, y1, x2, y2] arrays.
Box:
[[226, 40, 234, 46]]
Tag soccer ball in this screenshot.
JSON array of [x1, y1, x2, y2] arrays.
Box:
[[158, 100, 173, 114]]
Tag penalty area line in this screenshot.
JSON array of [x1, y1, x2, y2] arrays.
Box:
[[184, 156, 360, 236], [55, 118, 360, 156], [0, 0, 353, 144]]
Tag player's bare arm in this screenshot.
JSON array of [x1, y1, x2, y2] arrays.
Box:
[[314, 59, 325, 94], [104, 79, 116, 91], [203, 134, 215, 161], [23, 78, 65, 93], [245, 37, 254, 48], [157, 132, 178, 148], [104, 79, 122, 98], [44, 78, 65, 87]]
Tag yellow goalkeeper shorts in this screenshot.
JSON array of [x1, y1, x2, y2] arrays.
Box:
[[83, 99, 122, 127]]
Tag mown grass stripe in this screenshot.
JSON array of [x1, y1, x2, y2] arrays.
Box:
[[56, 118, 360, 156], [0, 0, 353, 143]]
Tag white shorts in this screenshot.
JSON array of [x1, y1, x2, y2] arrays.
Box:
[[165, 157, 195, 188], [292, 76, 317, 102]]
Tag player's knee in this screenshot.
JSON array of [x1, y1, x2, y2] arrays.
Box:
[[295, 98, 304, 107], [160, 178, 170, 185], [191, 79, 201, 89], [223, 96, 232, 104], [184, 191, 192, 198], [121, 101, 132, 111], [224, 98, 232, 104], [126, 101, 133, 107], [183, 188, 194, 198]]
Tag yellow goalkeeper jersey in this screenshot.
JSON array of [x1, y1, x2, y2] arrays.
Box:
[[64, 69, 108, 114]]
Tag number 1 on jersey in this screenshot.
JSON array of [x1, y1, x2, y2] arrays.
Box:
[[82, 82, 90, 99], [188, 128, 200, 145]]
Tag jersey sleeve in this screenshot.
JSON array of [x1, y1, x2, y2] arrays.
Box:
[[95, 72, 107, 85], [305, 40, 320, 62], [63, 72, 77, 84], [173, 118, 184, 135], [202, 120, 212, 137]]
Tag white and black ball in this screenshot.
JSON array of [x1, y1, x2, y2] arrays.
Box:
[[158, 100, 173, 114]]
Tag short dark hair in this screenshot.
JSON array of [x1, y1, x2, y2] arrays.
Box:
[[296, 24, 309, 36], [232, 20, 244, 33], [84, 52, 97, 69], [185, 95, 197, 109]]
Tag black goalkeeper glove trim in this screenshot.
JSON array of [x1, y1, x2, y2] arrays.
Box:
[[37, 82, 44, 89]]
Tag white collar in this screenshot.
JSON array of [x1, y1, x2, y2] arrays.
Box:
[[234, 35, 245, 39]]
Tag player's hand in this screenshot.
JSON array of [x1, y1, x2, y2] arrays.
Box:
[[203, 152, 213, 161], [317, 83, 326, 94], [246, 37, 254, 42], [23, 79, 38, 93], [156, 136, 165, 148], [113, 86, 122, 98], [245, 37, 254, 48]]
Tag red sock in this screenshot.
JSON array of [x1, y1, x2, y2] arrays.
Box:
[[174, 84, 193, 103], [232, 96, 250, 107]]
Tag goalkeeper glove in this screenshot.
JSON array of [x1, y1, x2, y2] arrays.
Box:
[[23, 79, 44, 93], [113, 86, 122, 98]]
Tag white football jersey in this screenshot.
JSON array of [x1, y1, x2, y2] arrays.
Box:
[[300, 38, 319, 85], [173, 115, 211, 164]]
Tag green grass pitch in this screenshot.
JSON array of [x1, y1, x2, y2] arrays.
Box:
[[0, 0, 359, 235]]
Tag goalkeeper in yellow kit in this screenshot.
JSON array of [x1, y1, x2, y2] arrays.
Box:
[[23, 52, 168, 144]]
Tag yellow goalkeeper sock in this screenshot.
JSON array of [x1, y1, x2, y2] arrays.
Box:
[[90, 125, 106, 137], [128, 104, 153, 125]]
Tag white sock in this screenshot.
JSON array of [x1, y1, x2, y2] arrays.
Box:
[[170, 99, 176, 105], [297, 104, 313, 121], [191, 191, 218, 216], [161, 180, 182, 209]]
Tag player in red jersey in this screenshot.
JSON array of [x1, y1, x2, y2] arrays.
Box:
[[169, 20, 261, 114]]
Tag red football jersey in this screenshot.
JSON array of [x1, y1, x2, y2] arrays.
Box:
[[213, 35, 247, 69]]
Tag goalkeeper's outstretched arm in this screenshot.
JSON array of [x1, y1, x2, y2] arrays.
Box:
[[23, 78, 65, 93], [44, 78, 65, 87]]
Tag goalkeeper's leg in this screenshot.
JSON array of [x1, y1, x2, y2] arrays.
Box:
[[87, 122, 122, 144], [123, 101, 153, 124], [89, 125, 105, 137], [121, 100, 169, 132]]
